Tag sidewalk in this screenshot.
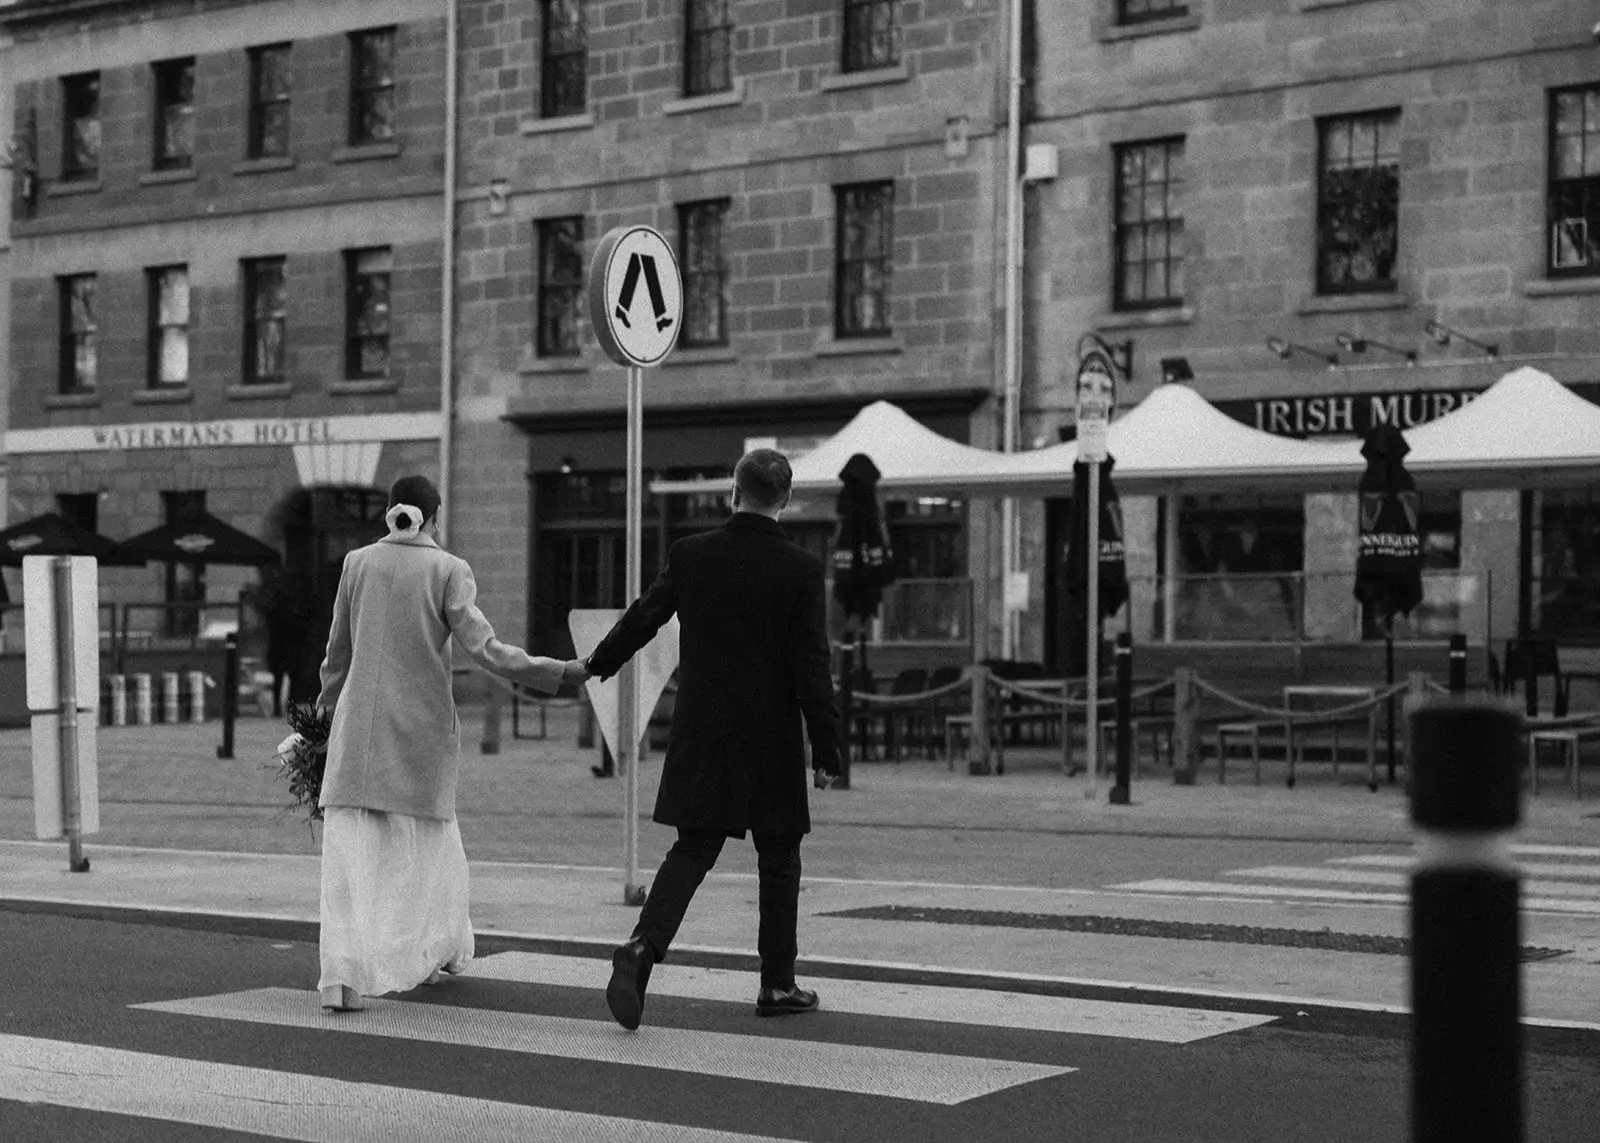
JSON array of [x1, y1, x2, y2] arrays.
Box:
[[3, 710, 1599, 1027]]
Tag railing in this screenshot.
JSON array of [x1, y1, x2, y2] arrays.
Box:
[[0, 602, 119, 655], [119, 599, 249, 656]]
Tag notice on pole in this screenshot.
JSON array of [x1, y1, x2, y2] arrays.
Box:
[[1075, 351, 1117, 464], [567, 609, 681, 762]]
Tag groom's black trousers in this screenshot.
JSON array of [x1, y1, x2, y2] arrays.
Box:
[[633, 827, 803, 991]]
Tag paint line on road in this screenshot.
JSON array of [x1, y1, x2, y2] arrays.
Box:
[[133, 989, 1072, 1106], [1513, 844, 1600, 859], [468, 952, 1274, 1043], [1329, 856, 1600, 881], [1111, 879, 1600, 916], [1230, 865, 1600, 898], [0, 1032, 801, 1143]]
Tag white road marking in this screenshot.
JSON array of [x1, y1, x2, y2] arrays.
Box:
[[1330, 855, 1600, 880], [1111, 879, 1600, 916], [1512, 844, 1600, 859], [0, 1032, 802, 1143], [1230, 865, 1600, 898], [464, 951, 1275, 1043], [133, 988, 1072, 1106]]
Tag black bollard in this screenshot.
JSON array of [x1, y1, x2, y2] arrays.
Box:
[[215, 631, 238, 760], [837, 634, 854, 791], [1448, 633, 1468, 695], [1408, 702, 1523, 1143], [1109, 632, 1133, 804]]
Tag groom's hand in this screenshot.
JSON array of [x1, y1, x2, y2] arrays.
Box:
[[813, 767, 839, 790]]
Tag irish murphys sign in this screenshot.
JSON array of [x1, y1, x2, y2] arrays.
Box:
[[589, 225, 683, 368]]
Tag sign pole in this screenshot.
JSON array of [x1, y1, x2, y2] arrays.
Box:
[[620, 364, 646, 905], [52, 557, 88, 873], [1085, 460, 1101, 800]]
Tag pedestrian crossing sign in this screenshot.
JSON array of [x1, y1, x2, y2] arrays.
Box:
[[589, 225, 683, 368]]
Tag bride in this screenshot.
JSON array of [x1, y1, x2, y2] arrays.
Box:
[[311, 474, 584, 1011]]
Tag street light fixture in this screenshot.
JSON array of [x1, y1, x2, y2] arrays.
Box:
[[1424, 319, 1499, 360], [1335, 332, 1417, 366], [1159, 356, 1194, 384], [1265, 336, 1339, 370]]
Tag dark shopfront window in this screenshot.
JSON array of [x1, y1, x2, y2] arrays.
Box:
[[162, 490, 207, 637], [1170, 494, 1304, 640], [1534, 487, 1600, 637]]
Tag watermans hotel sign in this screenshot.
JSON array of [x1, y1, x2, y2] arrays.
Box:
[[3, 412, 442, 455]]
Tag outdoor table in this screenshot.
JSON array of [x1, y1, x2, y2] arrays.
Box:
[[1522, 711, 1600, 797], [1282, 685, 1379, 790]]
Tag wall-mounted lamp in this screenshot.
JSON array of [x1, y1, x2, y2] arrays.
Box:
[[488, 178, 509, 216], [1335, 332, 1416, 366], [1159, 356, 1194, 384], [1424, 319, 1499, 360], [1082, 332, 1134, 380], [1266, 337, 1339, 370], [559, 456, 576, 474]]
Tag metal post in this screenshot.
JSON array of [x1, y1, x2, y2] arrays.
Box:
[[481, 676, 503, 754], [53, 557, 88, 873], [1085, 459, 1101, 799], [215, 631, 238, 760], [1171, 667, 1198, 785], [1448, 633, 1468, 694], [620, 364, 645, 906], [969, 663, 991, 776], [1162, 491, 1179, 644], [1110, 631, 1132, 805], [1386, 615, 1398, 784], [1408, 701, 1523, 1143], [837, 631, 854, 790]]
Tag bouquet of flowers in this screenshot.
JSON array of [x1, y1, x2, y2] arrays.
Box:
[[273, 701, 332, 823]]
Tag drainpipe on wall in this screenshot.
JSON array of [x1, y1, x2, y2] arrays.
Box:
[[436, 0, 460, 546], [998, 0, 1025, 660]]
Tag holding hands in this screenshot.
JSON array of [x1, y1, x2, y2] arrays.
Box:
[[562, 658, 592, 687]]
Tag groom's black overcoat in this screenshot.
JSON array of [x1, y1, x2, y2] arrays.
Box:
[[586, 512, 842, 837]]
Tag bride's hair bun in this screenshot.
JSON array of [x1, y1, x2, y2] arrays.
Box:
[[387, 475, 442, 527]]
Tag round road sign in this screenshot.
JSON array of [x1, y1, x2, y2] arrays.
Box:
[[588, 225, 683, 368]]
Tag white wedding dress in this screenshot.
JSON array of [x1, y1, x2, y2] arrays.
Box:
[[318, 806, 474, 997]]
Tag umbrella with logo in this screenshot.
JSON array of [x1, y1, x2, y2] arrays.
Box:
[[120, 509, 281, 567], [0, 512, 144, 567], [831, 453, 897, 783], [1063, 457, 1129, 644], [1353, 423, 1423, 785]]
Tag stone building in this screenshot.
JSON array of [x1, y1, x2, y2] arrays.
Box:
[[2, 0, 448, 680]]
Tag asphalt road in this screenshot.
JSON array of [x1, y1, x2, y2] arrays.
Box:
[[5, 910, 1597, 1142]]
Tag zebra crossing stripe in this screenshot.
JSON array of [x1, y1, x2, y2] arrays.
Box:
[[0, 1032, 802, 1143], [133, 988, 1072, 1106], [1110, 879, 1600, 915], [1230, 865, 1600, 898], [1331, 855, 1600, 881], [465, 952, 1275, 1043], [1512, 844, 1600, 859]]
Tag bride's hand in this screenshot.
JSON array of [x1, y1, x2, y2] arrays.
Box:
[[562, 659, 592, 686]]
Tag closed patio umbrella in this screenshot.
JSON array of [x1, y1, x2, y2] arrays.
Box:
[[0, 512, 143, 567], [832, 453, 897, 784], [1064, 457, 1129, 646], [120, 509, 281, 567]]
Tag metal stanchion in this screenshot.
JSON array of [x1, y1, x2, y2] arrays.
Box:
[[1448, 632, 1467, 694], [1408, 701, 1523, 1143], [133, 673, 153, 726], [1109, 632, 1132, 805], [216, 632, 238, 760], [481, 676, 504, 755], [187, 670, 207, 723], [162, 670, 181, 724], [838, 632, 855, 791], [109, 675, 127, 727]]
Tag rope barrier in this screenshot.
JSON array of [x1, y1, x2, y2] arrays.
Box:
[[849, 677, 972, 707], [1190, 677, 1410, 723]]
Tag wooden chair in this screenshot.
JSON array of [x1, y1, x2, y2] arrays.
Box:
[[1501, 639, 1572, 717], [885, 668, 929, 760]]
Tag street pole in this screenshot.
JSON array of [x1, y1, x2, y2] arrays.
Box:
[[1110, 630, 1132, 804], [620, 364, 645, 906], [53, 557, 88, 873], [216, 631, 237, 760], [1085, 460, 1100, 800]]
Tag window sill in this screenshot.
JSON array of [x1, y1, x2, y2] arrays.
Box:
[[1523, 277, 1600, 298], [1098, 13, 1202, 43], [1296, 291, 1410, 315], [332, 141, 402, 164], [47, 179, 102, 198], [44, 392, 101, 410], [1295, 0, 1387, 11], [234, 156, 296, 175], [329, 378, 398, 395], [132, 386, 194, 405], [819, 62, 910, 93], [814, 333, 903, 357], [1094, 305, 1194, 331], [662, 346, 738, 367], [520, 112, 596, 136], [663, 79, 747, 116], [227, 381, 292, 399], [138, 167, 197, 187], [519, 357, 590, 376]]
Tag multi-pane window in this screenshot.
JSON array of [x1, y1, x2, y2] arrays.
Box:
[[349, 28, 396, 145], [1549, 84, 1600, 275], [243, 257, 288, 384], [541, 0, 587, 119], [1317, 110, 1401, 294], [153, 58, 196, 170], [842, 0, 898, 73], [679, 199, 729, 347], [147, 266, 190, 389], [60, 72, 101, 181], [56, 493, 98, 535], [835, 182, 894, 338], [684, 0, 733, 97], [1117, 0, 1188, 25], [248, 44, 292, 159], [1113, 138, 1185, 310], [345, 248, 392, 380], [58, 274, 97, 394], [537, 218, 584, 357]]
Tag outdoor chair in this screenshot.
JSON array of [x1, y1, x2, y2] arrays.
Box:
[[1497, 639, 1572, 717], [884, 668, 930, 761], [925, 666, 966, 759]]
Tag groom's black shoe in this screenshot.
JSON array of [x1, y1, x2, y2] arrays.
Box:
[[756, 986, 819, 1017], [606, 938, 654, 1030]]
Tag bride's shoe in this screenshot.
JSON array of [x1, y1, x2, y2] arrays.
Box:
[[320, 985, 364, 1012], [423, 969, 445, 986]]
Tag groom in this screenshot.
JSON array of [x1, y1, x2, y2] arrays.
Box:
[[575, 447, 842, 1028]]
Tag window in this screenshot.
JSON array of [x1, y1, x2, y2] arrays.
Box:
[[842, 0, 898, 73], [161, 491, 207, 638], [1117, 0, 1188, 25], [684, 0, 733, 97], [1317, 110, 1401, 295], [56, 493, 98, 535], [537, 218, 584, 357], [835, 182, 894, 338], [1534, 488, 1600, 636], [345, 248, 392, 380], [541, 0, 587, 119], [1548, 84, 1600, 275], [147, 266, 190, 389], [153, 58, 196, 170], [58, 274, 97, 394], [243, 257, 288, 384], [248, 44, 292, 159], [349, 28, 396, 145], [60, 72, 101, 181], [1113, 138, 1184, 310], [679, 199, 729, 347]]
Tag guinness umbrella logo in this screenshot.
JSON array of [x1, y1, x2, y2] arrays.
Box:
[[6, 534, 42, 552], [174, 534, 216, 554]]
